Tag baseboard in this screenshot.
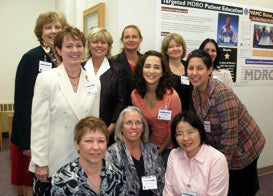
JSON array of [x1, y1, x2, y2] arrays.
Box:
[[258, 165, 273, 175]]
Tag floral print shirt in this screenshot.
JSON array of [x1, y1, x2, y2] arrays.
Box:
[[105, 141, 165, 195], [51, 158, 125, 195]]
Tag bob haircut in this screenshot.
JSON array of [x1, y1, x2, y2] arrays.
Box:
[[161, 33, 187, 59], [34, 11, 68, 44], [198, 38, 221, 70], [74, 116, 109, 145], [134, 50, 173, 100], [114, 106, 150, 142], [86, 27, 113, 58], [171, 111, 208, 148], [54, 26, 86, 61], [187, 49, 213, 70]]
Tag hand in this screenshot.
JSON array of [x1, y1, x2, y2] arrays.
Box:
[[35, 166, 49, 182], [108, 123, 115, 135], [22, 149, 31, 157]]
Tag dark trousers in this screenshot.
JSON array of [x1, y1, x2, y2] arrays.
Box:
[[228, 158, 259, 196]]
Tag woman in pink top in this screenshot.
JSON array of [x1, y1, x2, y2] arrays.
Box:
[[163, 111, 229, 196], [131, 50, 181, 166]]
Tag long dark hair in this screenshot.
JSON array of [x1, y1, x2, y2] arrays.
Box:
[[199, 38, 221, 70], [134, 50, 173, 99]]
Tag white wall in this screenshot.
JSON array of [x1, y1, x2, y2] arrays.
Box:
[[1, 0, 273, 169], [0, 0, 55, 102]]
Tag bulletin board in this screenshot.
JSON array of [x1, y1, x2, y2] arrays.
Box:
[[156, 0, 273, 86]]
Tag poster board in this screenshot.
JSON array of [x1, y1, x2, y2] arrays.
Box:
[[156, 0, 273, 86]]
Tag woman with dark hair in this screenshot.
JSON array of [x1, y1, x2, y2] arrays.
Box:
[[187, 49, 265, 196], [199, 38, 233, 89], [131, 50, 181, 165], [163, 111, 229, 196]]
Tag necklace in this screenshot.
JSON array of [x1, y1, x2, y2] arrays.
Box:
[[70, 79, 79, 87], [68, 74, 80, 79]]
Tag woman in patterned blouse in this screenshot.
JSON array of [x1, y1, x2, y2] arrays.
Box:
[[105, 106, 165, 195], [51, 116, 125, 195], [187, 49, 265, 196]]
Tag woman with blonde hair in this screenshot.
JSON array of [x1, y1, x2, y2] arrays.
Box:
[[161, 33, 194, 111], [84, 27, 129, 146]]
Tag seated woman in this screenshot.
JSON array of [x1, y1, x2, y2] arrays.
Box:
[[163, 111, 229, 196], [105, 106, 165, 195], [51, 116, 125, 195]]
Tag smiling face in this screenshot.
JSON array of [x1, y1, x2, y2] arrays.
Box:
[[75, 129, 107, 165], [89, 39, 109, 60], [203, 42, 217, 65], [175, 121, 201, 159], [41, 20, 62, 48], [56, 35, 84, 67], [166, 39, 184, 60], [122, 111, 143, 144], [142, 55, 163, 87], [187, 57, 212, 92], [122, 27, 142, 52]]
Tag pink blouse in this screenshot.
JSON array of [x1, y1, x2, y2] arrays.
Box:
[[163, 145, 229, 196]]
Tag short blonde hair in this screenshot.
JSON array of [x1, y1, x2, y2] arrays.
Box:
[[86, 27, 113, 58]]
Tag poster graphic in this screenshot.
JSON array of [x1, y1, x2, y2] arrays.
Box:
[[217, 13, 239, 46]]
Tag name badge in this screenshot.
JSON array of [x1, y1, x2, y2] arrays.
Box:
[[141, 175, 157, 190], [39, 61, 52, 72], [86, 82, 97, 94], [182, 191, 197, 196], [158, 109, 172, 121], [204, 120, 211, 133], [181, 76, 190, 85]]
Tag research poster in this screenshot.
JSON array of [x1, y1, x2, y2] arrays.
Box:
[[156, 0, 273, 85]]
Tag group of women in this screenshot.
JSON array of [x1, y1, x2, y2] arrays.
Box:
[[10, 11, 265, 196]]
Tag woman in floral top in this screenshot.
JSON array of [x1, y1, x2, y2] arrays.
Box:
[[51, 116, 125, 195], [105, 106, 165, 195]]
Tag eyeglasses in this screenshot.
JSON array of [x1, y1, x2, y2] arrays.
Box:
[[175, 129, 197, 138], [123, 121, 143, 127]]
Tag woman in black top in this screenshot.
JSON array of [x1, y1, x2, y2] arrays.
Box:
[[161, 33, 194, 112]]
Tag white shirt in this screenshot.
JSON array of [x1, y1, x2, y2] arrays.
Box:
[[212, 69, 233, 89], [84, 57, 110, 79]]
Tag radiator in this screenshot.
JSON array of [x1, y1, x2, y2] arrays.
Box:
[[0, 103, 14, 133]]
